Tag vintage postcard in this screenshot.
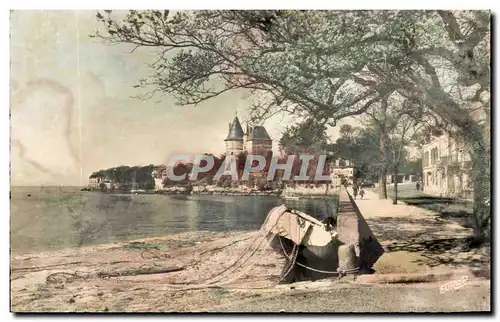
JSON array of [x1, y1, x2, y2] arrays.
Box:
[[10, 9, 491, 313]]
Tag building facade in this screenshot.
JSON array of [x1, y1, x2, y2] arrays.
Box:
[[329, 158, 355, 187], [88, 177, 104, 189], [421, 105, 489, 199], [225, 116, 273, 156], [421, 133, 473, 198]]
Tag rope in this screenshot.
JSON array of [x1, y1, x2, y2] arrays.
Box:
[[45, 206, 361, 290], [45, 207, 287, 291], [186, 208, 285, 286], [277, 230, 360, 279], [278, 241, 299, 282], [294, 262, 360, 275]]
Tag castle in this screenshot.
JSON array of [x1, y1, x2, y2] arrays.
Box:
[[225, 116, 273, 156]]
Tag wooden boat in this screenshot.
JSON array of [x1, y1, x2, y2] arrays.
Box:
[[262, 202, 383, 283], [263, 205, 339, 282]]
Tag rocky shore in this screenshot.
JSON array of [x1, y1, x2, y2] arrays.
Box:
[[81, 185, 341, 198]]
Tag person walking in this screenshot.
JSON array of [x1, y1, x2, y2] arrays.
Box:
[[359, 188, 365, 199], [416, 181, 421, 192], [352, 181, 359, 199]]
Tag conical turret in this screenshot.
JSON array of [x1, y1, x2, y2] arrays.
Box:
[[225, 116, 244, 142]]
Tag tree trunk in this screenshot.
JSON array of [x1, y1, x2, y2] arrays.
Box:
[[378, 174, 387, 199], [393, 166, 398, 205], [378, 132, 388, 199], [468, 129, 490, 243]]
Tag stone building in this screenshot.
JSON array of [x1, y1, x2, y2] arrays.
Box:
[[421, 105, 489, 199], [421, 132, 473, 198], [88, 177, 104, 189], [225, 116, 273, 156], [87, 176, 112, 190]]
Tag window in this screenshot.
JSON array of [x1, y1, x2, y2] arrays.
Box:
[[424, 152, 430, 167], [431, 148, 438, 165]]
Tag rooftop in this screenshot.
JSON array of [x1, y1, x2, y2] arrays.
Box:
[[225, 116, 244, 141], [248, 125, 272, 141]]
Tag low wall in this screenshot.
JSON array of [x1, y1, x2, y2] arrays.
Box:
[[336, 186, 384, 270], [282, 184, 339, 196], [157, 185, 281, 196], [278, 186, 383, 282], [157, 184, 342, 197]]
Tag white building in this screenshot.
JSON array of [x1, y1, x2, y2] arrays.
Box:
[[421, 132, 473, 198], [88, 177, 103, 188], [329, 158, 355, 186], [152, 170, 166, 191], [420, 102, 489, 199]]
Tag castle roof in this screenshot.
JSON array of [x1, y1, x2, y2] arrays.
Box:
[[248, 125, 272, 141], [225, 116, 244, 141]]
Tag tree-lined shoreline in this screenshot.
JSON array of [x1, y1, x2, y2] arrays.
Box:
[[91, 10, 490, 241]]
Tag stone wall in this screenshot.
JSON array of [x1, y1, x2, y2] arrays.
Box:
[[282, 184, 338, 196], [158, 185, 281, 196], [336, 186, 384, 271], [225, 140, 244, 156]]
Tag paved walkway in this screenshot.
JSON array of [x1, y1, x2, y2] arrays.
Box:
[[345, 186, 490, 272], [351, 188, 436, 219], [351, 187, 472, 241]]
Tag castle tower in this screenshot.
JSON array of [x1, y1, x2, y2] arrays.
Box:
[[246, 125, 272, 155], [225, 116, 245, 157], [243, 123, 250, 150]]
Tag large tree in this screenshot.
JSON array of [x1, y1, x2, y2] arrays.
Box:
[[360, 92, 425, 200], [94, 10, 490, 241], [279, 118, 329, 154]]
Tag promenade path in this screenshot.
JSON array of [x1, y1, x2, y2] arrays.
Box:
[[349, 186, 489, 274]]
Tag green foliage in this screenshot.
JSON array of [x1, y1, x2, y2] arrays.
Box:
[[279, 119, 329, 154], [400, 158, 423, 177], [90, 164, 156, 190], [335, 121, 421, 181], [93, 9, 490, 237], [162, 162, 193, 186], [93, 10, 489, 138]]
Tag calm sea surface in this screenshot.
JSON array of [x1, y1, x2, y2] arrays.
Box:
[[10, 186, 338, 253]]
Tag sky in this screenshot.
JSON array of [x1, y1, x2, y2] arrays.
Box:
[[10, 10, 357, 186]]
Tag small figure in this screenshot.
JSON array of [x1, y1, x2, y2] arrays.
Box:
[[352, 181, 359, 199], [416, 181, 421, 192], [359, 189, 365, 199]]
